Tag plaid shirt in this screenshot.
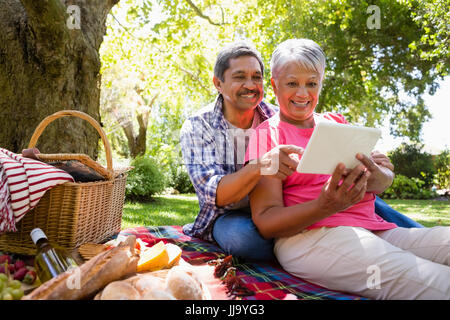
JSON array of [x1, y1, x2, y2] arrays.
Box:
[[180, 95, 277, 242]]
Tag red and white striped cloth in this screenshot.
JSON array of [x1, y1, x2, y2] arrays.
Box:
[[0, 148, 74, 232]]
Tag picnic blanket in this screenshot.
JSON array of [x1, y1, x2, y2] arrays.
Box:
[[118, 225, 367, 300], [0, 147, 74, 232]]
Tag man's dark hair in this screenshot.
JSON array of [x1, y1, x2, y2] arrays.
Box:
[[214, 42, 264, 82]]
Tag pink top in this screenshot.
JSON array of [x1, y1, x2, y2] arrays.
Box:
[[245, 112, 397, 231]]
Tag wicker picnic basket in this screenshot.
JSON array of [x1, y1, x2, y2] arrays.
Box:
[[0, 110, 129, 256]]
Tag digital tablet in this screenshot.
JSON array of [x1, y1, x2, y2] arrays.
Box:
[[296, 121, 382, 175]]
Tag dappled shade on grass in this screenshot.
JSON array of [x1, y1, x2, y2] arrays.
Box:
[[122, 194, 199, 229]]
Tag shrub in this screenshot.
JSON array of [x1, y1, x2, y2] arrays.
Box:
[[125, 155, 167, 201], [169, 164, 195, 194], [388, 143, 436, 188], [381, 174, 437, 199], [433, 149, 450, 189]]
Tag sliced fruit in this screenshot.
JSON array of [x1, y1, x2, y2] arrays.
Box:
[[165, 243, 182, 268], [136, 241, 169, 272]]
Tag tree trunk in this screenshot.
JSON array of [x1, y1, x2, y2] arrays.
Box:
[[0, 0, 119, 159], [111, 91, 157, 158]]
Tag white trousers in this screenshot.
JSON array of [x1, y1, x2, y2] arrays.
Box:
[[274, 226, 450, 299]]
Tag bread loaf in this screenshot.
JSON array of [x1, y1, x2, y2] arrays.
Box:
[[100, 281, 140, 300], [134, 274, 166, 295], [141, 290, 176, 300], [165, 266, 204, 300]]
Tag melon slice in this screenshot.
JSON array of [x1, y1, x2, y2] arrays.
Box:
[[165, 243, 182, 267], [137, 241, 169, 272]]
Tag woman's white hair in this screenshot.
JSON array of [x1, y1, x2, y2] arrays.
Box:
[[270, 39, 326, 81]]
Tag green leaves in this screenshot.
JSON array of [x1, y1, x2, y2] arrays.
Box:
[[100, 0, 448, 160]]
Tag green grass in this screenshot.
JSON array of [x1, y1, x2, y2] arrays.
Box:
[[121, 194, 199, 229], [122, 195, 449, 229], [384, 199, 450, 227]]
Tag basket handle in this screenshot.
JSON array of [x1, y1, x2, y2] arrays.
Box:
[[28, 110, 114, 180]]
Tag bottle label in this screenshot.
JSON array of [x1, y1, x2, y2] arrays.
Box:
[[30, 228, 47, 244]]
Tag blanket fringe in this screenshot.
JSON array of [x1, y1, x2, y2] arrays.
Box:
[[208, 255, 255, 298]]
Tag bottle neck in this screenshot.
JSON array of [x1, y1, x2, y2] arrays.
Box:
[[35, 238, 51, 251]]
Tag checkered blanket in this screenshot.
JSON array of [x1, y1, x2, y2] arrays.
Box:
[[118, 225, 366, 300]]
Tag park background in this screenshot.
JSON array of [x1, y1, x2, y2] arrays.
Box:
[[0, 0, 448, 229]]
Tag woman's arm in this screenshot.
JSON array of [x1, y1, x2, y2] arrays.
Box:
[[249, 176, 325, 238], [249, 163, 371, 239]]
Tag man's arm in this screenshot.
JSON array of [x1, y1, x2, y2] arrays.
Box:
[[215, 162, 260, 207], [356, 151, 394, 194], [181, 117, 303, 209], [216, 145, 303, 207], [180, 118, 228, 208]]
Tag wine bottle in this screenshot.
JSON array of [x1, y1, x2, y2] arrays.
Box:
[[30, 228, 79, 283]]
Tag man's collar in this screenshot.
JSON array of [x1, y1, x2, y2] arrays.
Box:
[[212, 94, 277, 129], [256, 100, 277, 120], [212, 94, 227, 129]]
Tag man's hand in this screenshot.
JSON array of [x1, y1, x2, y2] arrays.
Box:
[[356, 152, 394, 194], [256, 145, 303, 180], [317, 163, 370, 216], [217, 145, 302, 207]]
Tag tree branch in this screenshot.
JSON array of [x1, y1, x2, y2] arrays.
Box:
[[135, 88, 157, 124], [177, 65, 213, 94], [111, 107, 137, 156], [185, 0, 227, 26], [111, 14, 214, 98]]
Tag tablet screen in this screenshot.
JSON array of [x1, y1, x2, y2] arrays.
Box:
[[296, 121, 381, 175]]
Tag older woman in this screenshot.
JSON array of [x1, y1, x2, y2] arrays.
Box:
[[246, 39, 450, 299]]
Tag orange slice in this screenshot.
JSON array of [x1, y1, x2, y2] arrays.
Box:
[[137, 241, 169, 272], [165, 243, 182, 267]]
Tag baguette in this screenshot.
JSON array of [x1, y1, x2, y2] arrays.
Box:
[[23, 236, 139, 300]]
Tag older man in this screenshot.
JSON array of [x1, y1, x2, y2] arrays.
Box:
[[180, 42, 421, 262]]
